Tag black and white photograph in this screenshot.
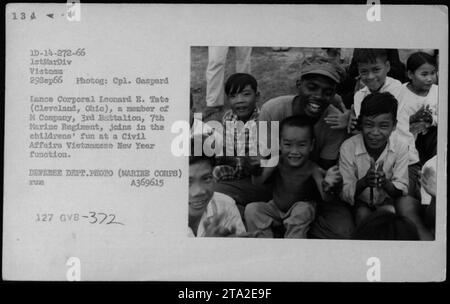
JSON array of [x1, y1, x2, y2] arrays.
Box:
[[189, 47, 439, 241]]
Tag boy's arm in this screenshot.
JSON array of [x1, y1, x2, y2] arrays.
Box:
[[339, 142, 358, 205], [380, 144, 409, 199]]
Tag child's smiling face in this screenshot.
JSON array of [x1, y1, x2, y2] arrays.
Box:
[[280, 125, 314, 168], [228, 85, 259, 120], [358, 58, 390, 92], [408, 63, 437, 93], [361, 113, 396, 152], [189, 160, 214, 218]]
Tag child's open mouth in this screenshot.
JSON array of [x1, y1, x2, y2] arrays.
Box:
[[235, 105, 249, 115], [288, 156, 302, 163], [367, 138, 381, 147], [190, 199, 208, 209]]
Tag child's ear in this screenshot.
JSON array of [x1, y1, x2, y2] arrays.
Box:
[[407, 70, 413, 81], [385, 60, 391, 73], [255, 91, 260, 102], [296, 79, 302, 89]]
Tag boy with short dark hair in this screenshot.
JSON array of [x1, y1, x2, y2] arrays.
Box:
[[244, 116, 342, 238], [352, 48, 403, 118], [223, 73, 259, 123], [340, 92, 409, 225], [188, 136, 246, 237], [213, 73, 260, 182]]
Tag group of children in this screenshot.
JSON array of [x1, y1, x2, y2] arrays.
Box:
[[189, 48, 438, 240]]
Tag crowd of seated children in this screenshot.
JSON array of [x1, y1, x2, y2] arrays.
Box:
[[189, 48, 439, 240]]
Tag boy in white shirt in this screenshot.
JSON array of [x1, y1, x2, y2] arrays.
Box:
[[340, 92, 409, 225], [340, 92, 433, 240], [352, 48, 402, 117], [188, 137, 246, 237]]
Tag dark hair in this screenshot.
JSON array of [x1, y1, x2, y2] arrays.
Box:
[[353, 48, 388, 65], [279, 115, 315, 142], [224, 73, 257, 96], [359, 92, 398, 124], [406, 52, 437, 73], [189, 136, 215, 167], [352, 211, 420, 240]]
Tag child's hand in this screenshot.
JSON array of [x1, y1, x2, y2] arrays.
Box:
[[410, 121, 431, 136], [324, 165, 342, 188], [420, 167, 437, 197], [410, 105, 433, 124], [324, 105, 351, 130], [364, 158, 378, 188], [409, 106, 423, 123], [203, 214, 235, 237], [375, 161, 387, 188], [420, 105, 433, 123], [322, 165, 343, 194]]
